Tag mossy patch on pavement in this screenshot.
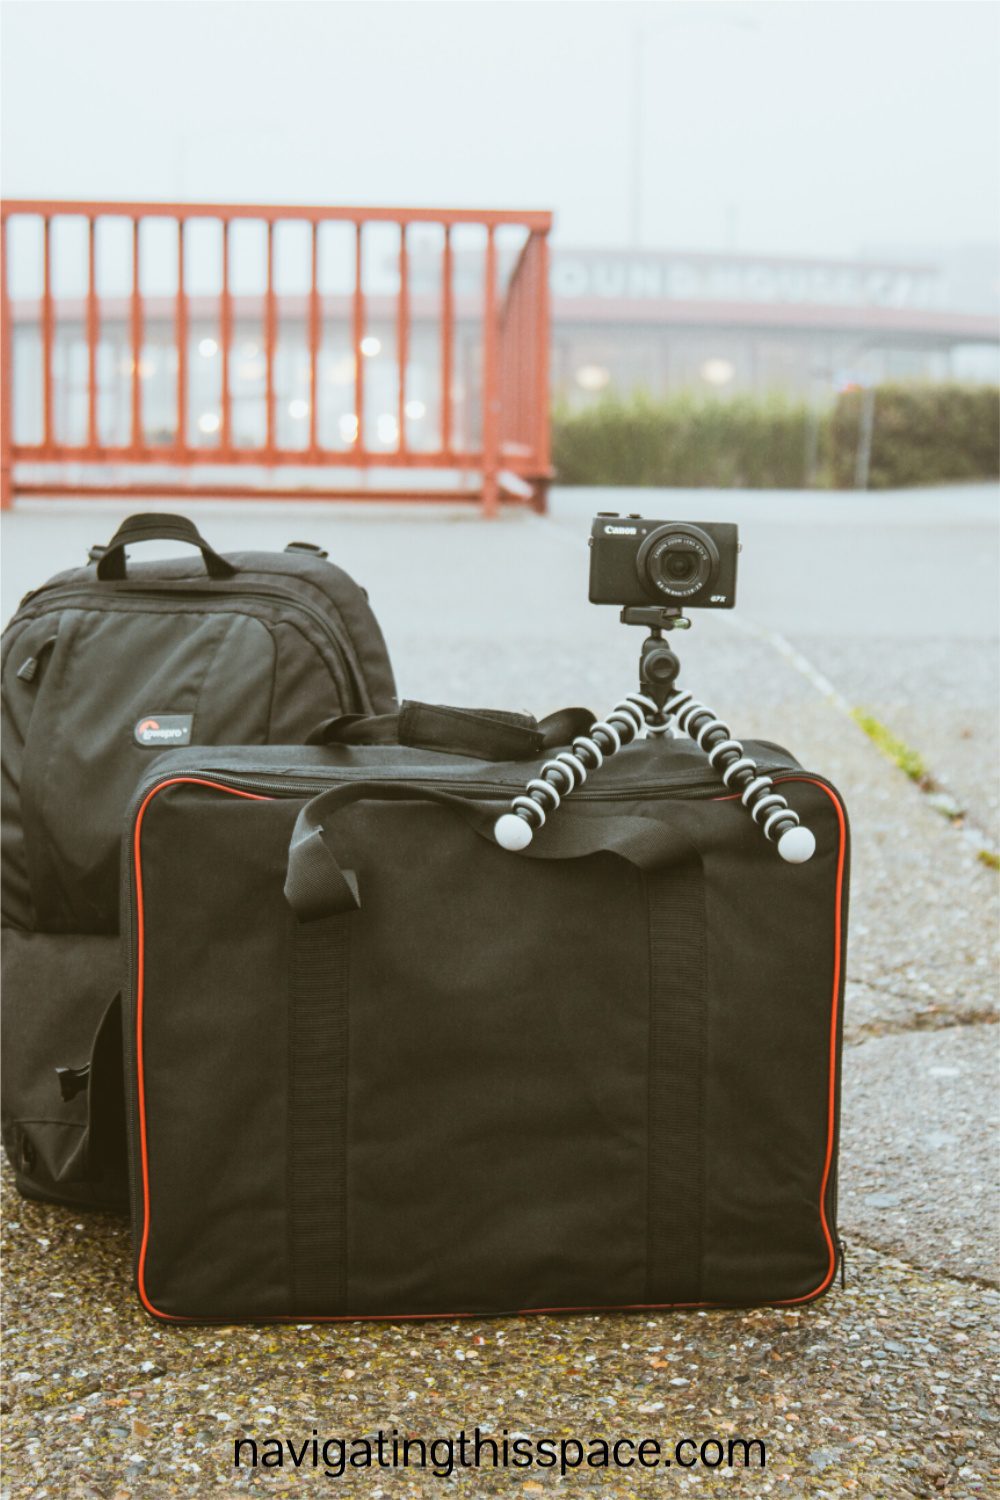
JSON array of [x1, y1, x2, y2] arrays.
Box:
[[851, 710, 930, 786]]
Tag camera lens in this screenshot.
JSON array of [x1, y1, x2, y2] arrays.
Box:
[[636, 523, 720, 600]]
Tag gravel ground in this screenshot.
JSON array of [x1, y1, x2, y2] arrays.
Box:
[[2, 1190, 998, 1500], [2, 489, 998, 1498]]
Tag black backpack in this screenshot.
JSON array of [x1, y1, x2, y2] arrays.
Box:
[[1, 511, 396, 1211]]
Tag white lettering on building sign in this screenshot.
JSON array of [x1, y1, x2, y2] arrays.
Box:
[[549, 256, 939, 310]]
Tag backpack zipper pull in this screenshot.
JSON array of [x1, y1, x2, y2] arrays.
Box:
[[839, 1237, 848, 1289], [16, 634, 58, 684]]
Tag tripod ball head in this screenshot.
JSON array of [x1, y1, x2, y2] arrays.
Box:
[[642, 641, 680, 686]]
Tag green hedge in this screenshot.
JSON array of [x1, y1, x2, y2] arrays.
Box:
[[826, 383, 1000, 489], [552, 384, 999, 490]]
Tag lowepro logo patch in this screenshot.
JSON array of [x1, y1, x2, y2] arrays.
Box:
[[134, 714, 193, 747]]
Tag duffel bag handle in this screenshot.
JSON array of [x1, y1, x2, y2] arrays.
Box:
[[306, 702, 595, 762], [285, 780, 696, 922], [95, 513, 236, 581]]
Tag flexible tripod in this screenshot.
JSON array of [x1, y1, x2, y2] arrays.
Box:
[[494, 605, 816, 864]]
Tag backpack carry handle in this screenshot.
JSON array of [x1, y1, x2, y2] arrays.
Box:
[[285, 779, 699, 922], [95, 513, 237, 581], [306, 703, 595, 763]]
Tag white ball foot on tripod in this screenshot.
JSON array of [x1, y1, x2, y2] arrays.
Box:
[[494, 813, 534, 852], [777, 825, 816, 864]]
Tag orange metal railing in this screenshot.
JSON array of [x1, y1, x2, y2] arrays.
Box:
[[0, 200, 553, 514]]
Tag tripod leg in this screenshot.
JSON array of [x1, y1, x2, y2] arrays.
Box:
[[493, 687, 816, 864], [666, 689, 816, 863], [494, 694, 656, 850]]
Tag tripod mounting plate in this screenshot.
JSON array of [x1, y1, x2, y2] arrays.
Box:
[[620, 605, 690, 632]]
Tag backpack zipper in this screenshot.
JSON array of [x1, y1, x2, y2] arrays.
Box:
[[12, 582, 369, 710]]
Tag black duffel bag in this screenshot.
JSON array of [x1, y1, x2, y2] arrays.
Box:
[[122, 704, 849, 1323], [1, 512, 396, 1210]]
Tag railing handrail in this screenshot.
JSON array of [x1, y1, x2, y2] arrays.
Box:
[[1, 198, 553, 231]]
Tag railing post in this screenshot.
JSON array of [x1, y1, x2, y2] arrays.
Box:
[[130, 216, 143, 455], [532, 230, 551, 514], [352, 221, 364, 459], [0, 214, 12, 508], [42, 216, 54, 456], [308, 220, 320, 458], [397, 222, 408, 456], [220, 218, 232, 455], [87, 216, 99, 452], [265, 219, 276, 460], [481, 225, 499, 518], [175, 219, 187, 457], [441, 226, 453, 459]]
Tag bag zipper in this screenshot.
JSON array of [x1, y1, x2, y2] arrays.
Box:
[[12, 582, 369, 710], [158, 765, 754, 803]]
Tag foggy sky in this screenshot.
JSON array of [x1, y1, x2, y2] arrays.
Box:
[[2, 0, 998, 260]]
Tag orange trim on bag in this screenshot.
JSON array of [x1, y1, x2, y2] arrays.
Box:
[[133, 774, 847, 1323], [132, 777, 271, 1322]]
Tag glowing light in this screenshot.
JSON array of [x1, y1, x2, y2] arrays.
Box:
[[576, 364, 610, 392], [360, 336, 381, 358], [237, 359, 265, 380], [327, 354, 356, 385], [197, 412, 221, 434], [198, 338, 219, 358], [376, 412, 399, 444], [701, 357, 735, 386], [404, 399, 426, 421], [288, 398, 310, 420], [339, 413, 359, 443]]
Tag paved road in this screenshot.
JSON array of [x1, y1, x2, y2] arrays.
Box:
[[5, 484, 997, 840], [2, 485, 998, 1499]]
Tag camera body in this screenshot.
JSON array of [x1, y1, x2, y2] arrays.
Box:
[[588, 514, 739, 610]]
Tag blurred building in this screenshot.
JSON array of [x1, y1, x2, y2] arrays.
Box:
[[549, 246, 999, 407]]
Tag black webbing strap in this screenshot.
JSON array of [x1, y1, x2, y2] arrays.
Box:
[[288, 913, 351, 1312], [645, 862, 706, 1304], [285, 780, 700, 922]]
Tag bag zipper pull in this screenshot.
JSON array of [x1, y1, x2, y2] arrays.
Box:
[[839, 1237, 848, 1289]]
